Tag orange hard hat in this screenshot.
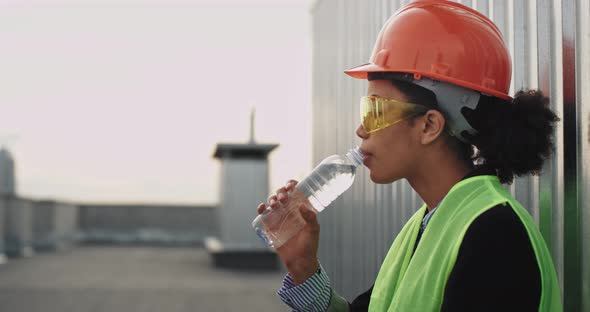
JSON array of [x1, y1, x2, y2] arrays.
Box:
[[345, 0, 512, 100]]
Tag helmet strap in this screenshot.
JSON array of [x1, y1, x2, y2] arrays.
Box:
[[387, 73, 480, 143]]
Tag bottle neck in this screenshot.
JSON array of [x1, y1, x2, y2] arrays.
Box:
[[346, 146, 364, 167]]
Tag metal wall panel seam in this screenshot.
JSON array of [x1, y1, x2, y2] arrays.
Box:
[[507, 0, 516, 97], [575, 0, 590, 309], [506, 0, 518, 198], [371, 0, 382, 290], [535, 0, 558, 289], [357, 0, 364, 292], [561, 0, 582, 309], [340, 0, 353, 295], [364, 0, 373, 284], [551, 0, 566, 300], [353, 0, 363, 292], [342, 0, 351, 294], [313, 0, 325, 279], [513, 0, 536, 221], [527, 0, 541, 225], [330, 0, 341, 292]]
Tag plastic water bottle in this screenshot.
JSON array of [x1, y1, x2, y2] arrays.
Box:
[[252, 146, 364, 248]]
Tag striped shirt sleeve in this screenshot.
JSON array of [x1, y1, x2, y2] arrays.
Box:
[[277, 265, 332, 311]]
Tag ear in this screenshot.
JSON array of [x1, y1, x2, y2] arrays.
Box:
[[418, 110, 446, 145]]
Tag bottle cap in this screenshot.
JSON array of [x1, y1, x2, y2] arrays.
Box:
[[346, 146, 365, 167]]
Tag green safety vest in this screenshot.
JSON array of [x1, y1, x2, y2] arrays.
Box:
[[368, 175, 562, 312]]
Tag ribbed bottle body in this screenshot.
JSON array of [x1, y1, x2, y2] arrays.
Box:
[[252, 147, 363, 248], [297, 163, 356, 212]]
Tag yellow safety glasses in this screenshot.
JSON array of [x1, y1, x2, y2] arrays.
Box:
[[360, 96, 429, 134]]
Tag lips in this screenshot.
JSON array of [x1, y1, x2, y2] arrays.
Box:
[[360, 148, 373, 157], [360, 148, 373, 166]]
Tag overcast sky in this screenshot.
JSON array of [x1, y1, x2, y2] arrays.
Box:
[[0, 0, 312, 205]]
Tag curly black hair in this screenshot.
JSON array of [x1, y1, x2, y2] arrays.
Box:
[[461, 90, 559, 184]]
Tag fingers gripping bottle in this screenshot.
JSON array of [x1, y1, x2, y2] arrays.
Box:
[[252, 146, 364, 248]]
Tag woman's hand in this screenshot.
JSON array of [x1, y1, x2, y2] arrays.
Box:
[[257, 180, 320, 285]]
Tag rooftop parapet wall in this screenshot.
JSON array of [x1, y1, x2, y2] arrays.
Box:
[[78, 204, 218, 246]]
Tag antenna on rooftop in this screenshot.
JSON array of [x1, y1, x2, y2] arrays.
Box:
[[249, 107, 256, 144]]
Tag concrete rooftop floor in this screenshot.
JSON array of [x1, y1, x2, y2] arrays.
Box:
[[0, 246, 289, 312]]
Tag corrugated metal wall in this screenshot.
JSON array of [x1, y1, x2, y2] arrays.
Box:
[[310, 0, 589, 310]]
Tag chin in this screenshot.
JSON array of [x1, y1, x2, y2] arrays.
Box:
[[370, 171, 393, 184], [370, 170, 401, 184]]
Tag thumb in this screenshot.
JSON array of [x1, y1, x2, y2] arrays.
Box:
[[299, 205, 319, 229]]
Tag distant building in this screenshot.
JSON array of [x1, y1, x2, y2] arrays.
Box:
[[213, 142, 278, 249], [206, 109, 280, 270], [0, 147, 16, 197]]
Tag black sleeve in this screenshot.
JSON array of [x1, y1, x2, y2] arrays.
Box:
[[349, 285, 373, 312], [440, 204, 541, 311]]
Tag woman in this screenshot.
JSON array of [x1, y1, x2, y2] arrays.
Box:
[[256, 1, 562, 311]]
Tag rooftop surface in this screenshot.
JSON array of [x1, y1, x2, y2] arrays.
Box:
[[0, 246, 288, 312]]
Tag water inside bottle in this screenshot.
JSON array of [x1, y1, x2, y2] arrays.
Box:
[[254, 187, 311, 248], [253, 163, 356, 248]]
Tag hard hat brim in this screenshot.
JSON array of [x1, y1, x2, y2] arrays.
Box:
[[344, 63, 513, 101]]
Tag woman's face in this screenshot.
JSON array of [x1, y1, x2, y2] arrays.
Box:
[[357, 80, 421, 184]]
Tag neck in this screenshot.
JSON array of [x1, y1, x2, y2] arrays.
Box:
[[407, 153, 472, 212]]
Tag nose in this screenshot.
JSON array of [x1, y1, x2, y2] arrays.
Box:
[[356, 124, 369, 140]]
